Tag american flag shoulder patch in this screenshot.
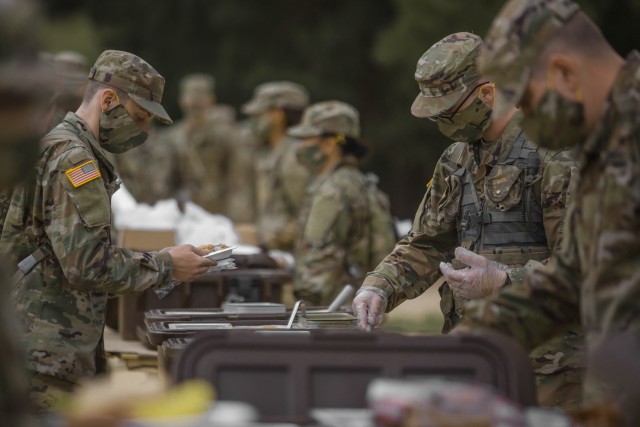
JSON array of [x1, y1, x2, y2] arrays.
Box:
[[65, 160, 101, 188]]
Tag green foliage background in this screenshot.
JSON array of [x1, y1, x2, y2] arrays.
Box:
[[40, 0, 640, 218]]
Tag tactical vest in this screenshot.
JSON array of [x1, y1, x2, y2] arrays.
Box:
[[454, 131, 550, 266]]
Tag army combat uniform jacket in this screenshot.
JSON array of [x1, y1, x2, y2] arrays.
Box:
[[256, 137, 311, 250], [1, 113, 173, 385], [461, 51, 640, 406], [362, 115, 584, 409], [295, 158, 395, 306]]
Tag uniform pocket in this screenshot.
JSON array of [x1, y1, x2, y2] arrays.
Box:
[[62, 176, 110, 228], [484, 164, 523, 212], [436, 174, 462, 224]]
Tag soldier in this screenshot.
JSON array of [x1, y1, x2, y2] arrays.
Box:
[[0, 50, 217, 410], [0, 1, 50, 424], [288, 101, 395, 306], [45, 51, 88, 132], [242, 81, 311, 250], [448, 0, 640, 423], [162, 73, 236, 215], [352, 33, 583, 409]]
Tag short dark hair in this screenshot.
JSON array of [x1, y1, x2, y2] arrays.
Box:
[[82, 80, 127, 104], [531, 11, 610, 78]]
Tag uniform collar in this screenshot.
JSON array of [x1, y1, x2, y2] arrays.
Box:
[[470, 111, 522, 172], [61, 112, 118, 183]]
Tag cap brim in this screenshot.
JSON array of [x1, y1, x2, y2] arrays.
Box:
[[130, 94, 172, 125], [241, 99, 265, 116], [287, 124, 322, 138], [410, 88, 465, 118]]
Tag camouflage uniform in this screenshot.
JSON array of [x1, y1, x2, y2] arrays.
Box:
[[290, 101, 395, 306], [225, 119, 258, 224], [457, 0, 640, 419], [242, 81, 311, 250], [0, 51, 174, 410], [0, 0, 52, 424], [361, 33, 584, 409], [162, 115, 235, 215]]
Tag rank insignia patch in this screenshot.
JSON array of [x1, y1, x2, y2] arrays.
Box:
[[66, 160, 101, 188]]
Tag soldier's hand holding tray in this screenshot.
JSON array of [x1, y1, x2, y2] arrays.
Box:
[[439, 247, 509, 299], [162, 244, 218, 282]]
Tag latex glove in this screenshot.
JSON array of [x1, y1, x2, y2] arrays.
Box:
[[353, 287, 388, 331], [439, 247, 509, 299]]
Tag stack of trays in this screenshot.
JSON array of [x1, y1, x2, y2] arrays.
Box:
[[141, 303, 292, 348], [299, 312, 357, 329]]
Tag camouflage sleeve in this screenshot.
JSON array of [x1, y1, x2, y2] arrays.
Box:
[[459, 201, 582, 350], [0, 189, 11, 236], [361, 145, 461, 311], [225, 128, 257, 223], [294, 184, 351, 305], [44, 148, 174, 293], [539, 148, 576, 252]]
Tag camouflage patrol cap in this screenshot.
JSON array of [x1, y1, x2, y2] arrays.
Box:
[[287, 100, 360, 139], [242, 81, 309, 115], [478, 0, 580, 117], [179, 73, 215, 97], [411, 32, 484, 118], [89, 50, 172, 124], [52, 51, 88, 96]]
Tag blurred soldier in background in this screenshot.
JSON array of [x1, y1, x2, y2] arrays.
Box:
[[1, 50, 216, 410], [162, 73, 236, 215], [353, 32, 583, 409], [0, 0, 50, 424], [451, 0, 640, 423], [45, 50, 88, 132], [225, 117, 259, 225], [289, 101, 395, 306], [242, 81, 311, 251]]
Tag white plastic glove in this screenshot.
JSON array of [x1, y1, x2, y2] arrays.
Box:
[[352, 287, 388, 331], [439, 247, 509, 299]]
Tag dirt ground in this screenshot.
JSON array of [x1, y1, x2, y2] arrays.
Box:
[[383, 283, 444, 334]]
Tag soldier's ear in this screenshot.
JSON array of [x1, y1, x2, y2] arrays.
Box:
[[478, 83, 495, 109], [99, 88, 118, 112]]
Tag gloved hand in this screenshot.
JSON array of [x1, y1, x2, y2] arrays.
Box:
[[353, 287, 388, 331], [439, 247, 509, 299]]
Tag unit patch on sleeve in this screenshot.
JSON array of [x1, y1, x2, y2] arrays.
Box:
[[65, 160, 101, 188]]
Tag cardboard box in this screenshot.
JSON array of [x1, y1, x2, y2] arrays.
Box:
[[234, 223, 258, 245], [117, 228, 176, 251]]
